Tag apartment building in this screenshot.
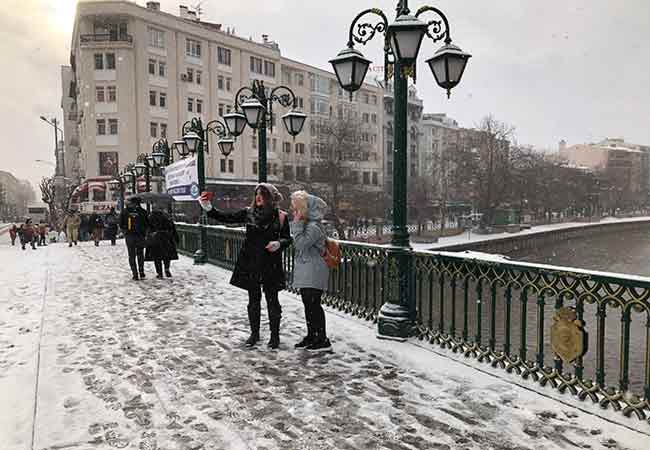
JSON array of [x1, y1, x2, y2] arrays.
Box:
[[66, 0, 384, 210], [383, 83, 424, 196]]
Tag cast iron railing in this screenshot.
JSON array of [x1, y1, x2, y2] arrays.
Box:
[[176, 223, 650, 424], [80, 33, 134, 44]]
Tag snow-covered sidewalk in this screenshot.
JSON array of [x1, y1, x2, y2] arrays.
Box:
[[0, 240, 648, 450]]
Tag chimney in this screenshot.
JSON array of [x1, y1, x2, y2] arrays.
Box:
[[146, 1, 160, 11], [262, 34, 269, 43], [559, 139, 567, 152], [179, 5, 189, 19], [187, 10, 197, 21]]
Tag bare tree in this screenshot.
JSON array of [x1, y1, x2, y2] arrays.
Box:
[[475, 115, 515, 226], [39, 177, 57, 224], [307, 115, 376, 239]]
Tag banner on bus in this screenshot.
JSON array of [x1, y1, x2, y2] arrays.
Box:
[[165, 156, 200, 201]]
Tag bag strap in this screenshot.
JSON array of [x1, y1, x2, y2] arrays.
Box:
[[278, 210, 287, 227]]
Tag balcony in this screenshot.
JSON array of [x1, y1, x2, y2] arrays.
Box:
[[80, 33, 133, 48]]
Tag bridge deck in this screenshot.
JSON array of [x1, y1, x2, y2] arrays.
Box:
[[1, 239, 648, 450]]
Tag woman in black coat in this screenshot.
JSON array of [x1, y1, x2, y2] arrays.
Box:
[[198, 183, 292, 349], [145, 209, 179, 279]]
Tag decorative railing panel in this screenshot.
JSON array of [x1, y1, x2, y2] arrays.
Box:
[[176, 224, 650, 424]]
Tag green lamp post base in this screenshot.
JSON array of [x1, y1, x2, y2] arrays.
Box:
[[377, 302, 414, 341], [194, 249, 207, 265]]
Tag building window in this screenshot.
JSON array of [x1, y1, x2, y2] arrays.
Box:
[[372, 172, 378, 185], [217, 46, 231, 66], [218, 104, 224, 117], [226, 105, 232, 114], [160, 123, 167, 139], [196, 99, 203, 114], [149, 90, 157, 106], [296, 97, 304, 109], [96, 87, 105, 103], [187, 98, 194, 112], [371, 113, 377, 124], [296, 143, 305, 154], [96, 119, 106, 135], [159, 92, 166, 108], [186, 38, 202, 58], [94, 53, 103, 70], [283, 165, 294, 181], [107, 86, 116, 102], [364, 93, 369, 104], [252, 162, 258, 175], [228, 160, 234, 173], [186, 68, 194, 83], [264, 61, 275, 77], [106, 53, 115, 70], [108, 119, 118, 135], [217, 76, 224, 90], [250, 56, 263, 74], [196, 70, 202, 85], [372, 95, 377, 105], [387, 140, 393, 154], [363, 172, 370, 184], [283, 142, 291, 153], [98, 152, 119, 176], [363, 113, 369, 123], [148, 27, 165, 48], [150, 122, 158, 138], [226, 77, 232, 91], [296, 166, 307, 181], [220, 159, 226, 172], [295, 73, 304, 86], [252, 135, 257, 149], [411, 164, 417, 176], [158, 61, 166, 77], [148, 59, 156, 75]]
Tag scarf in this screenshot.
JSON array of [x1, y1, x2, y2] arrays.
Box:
[[252, 205, 276, 228]]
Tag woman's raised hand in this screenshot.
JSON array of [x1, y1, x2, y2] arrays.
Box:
[[198, 191, 214, 211]]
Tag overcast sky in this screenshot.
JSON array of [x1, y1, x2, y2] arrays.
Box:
[[1, 0, 648, 190]]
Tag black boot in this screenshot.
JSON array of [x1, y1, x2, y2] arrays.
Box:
[[246, 301, 261, 347], [268, 317, 280, 349]]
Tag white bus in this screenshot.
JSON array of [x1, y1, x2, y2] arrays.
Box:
[[26, 204, 48, 224]]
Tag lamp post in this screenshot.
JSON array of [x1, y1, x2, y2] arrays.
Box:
[[179, 117, 234, 264], [40, 116, 65, 177], [330, 0, 470, 339], [223, 80, 306, 183]]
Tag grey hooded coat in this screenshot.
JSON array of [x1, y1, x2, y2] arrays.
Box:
[[290, 194, 330, 291]]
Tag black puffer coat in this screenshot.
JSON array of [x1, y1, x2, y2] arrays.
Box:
[[145, 210, 179, 261], [207, 207, 292, 292]]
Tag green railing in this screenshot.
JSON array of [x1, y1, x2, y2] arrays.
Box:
[[176, 223, 650, 424]]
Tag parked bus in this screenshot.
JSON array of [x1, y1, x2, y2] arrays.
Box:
[[26, 204, 48, 224]]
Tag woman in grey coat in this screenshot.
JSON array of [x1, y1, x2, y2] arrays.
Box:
[[290, 191, 332, 351]]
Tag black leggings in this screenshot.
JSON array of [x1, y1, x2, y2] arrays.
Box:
[[247, 284, 282, 333], [300, 288, 327, 339], [154, 259, 170, 275], [125, 236, 144, 275]]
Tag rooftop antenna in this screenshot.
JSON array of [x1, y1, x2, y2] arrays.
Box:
[[193, 0, 207, 20]]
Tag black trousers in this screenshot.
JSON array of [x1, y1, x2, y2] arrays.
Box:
[[247, 284, 282, 335], [300, 288, 327, 340], [154, 259, 170, 275], [125, 235, 144, 275]]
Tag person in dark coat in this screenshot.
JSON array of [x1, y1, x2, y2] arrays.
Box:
[[20, 219, 37, 250], [119, 197, 149, 280], [90, 213, 104, 246], [9, 224, 17, 246], [198, 183, 292, 349], [104, 208, 119, 245], [145, 208, 179, 279]]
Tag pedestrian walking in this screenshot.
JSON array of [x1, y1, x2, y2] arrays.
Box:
[[63, 210, 81, 247], [145, 208, 179, 279], [290, 191, 332, 351], [120, 196, 149, 280], [198, 183, 292, 349], [38, 221, 48, 246], [90, 213, 105, 246], [105, 207, 119, 246], [20, 219, 37, 250], [9, 224, 17, 246]]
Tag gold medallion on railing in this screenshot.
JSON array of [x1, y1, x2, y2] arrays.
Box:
[[551, 307, 587, 364]]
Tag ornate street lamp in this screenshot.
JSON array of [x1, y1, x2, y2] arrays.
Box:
[[331, 0, 470, 340], [179, 116, 233, 264], [107, 179, 120, 191], [227, 80, 307, 182], [173, 139, 190, 159], [133, 162, 146, 178]]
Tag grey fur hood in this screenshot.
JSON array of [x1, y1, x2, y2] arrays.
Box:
[[306, 194, 328, 221]]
